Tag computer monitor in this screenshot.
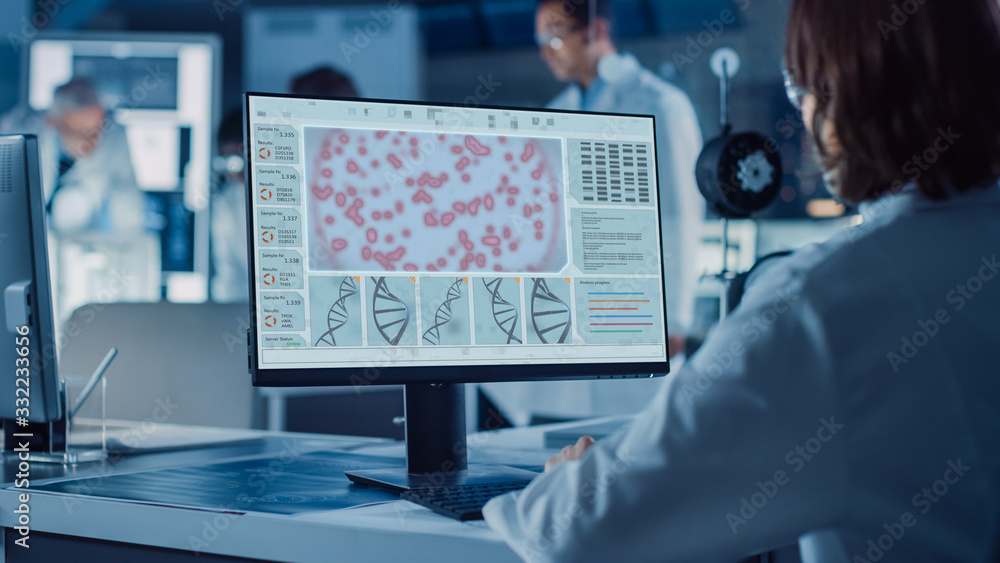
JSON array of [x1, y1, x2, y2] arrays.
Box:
[[245, 93, 670, 490], [1, 135, 61, 427]]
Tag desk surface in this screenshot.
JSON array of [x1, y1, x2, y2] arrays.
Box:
[[0, 420, 593, 562]]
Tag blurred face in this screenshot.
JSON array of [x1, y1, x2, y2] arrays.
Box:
[[53, 105, 105, 159], [535, 3, 591, 83]]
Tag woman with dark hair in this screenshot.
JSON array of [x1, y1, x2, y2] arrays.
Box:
[[484, 1, 1000, 561]]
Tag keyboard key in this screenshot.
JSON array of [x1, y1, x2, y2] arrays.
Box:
[[401, 481, 530, 521]]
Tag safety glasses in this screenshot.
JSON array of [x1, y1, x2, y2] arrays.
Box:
[[782, 66, 809, 111], [535, 24, 586, 50]]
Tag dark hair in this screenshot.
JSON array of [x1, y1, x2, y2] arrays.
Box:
[[289, 66, 359, 98], [785, 0, 1000, 202], [537, 0, 613, 30]]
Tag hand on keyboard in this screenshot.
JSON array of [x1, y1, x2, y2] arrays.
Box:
[[545, 436, 595, 472]]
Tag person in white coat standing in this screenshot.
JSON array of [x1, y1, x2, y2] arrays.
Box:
[[482, 0, 704, 424], [1, 78, 144, 234], [485, 0, 1000, 561], [38, 77, 144, 234]]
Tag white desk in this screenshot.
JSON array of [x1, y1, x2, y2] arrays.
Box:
[[0, 421, 575, 562]]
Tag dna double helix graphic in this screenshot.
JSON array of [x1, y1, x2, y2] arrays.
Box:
[[422, 278, 465, 346], [530, 278, 571, 344], [483, 278, 522, 344], [314, 276, 359, 346], [372, 277, 410, 346]]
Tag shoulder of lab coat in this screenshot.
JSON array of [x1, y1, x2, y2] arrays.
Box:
[[484, 240, 848, 563], [484, 186, 1000, 562], [0, 105, 46, 136], [546, 85, 582, 111]]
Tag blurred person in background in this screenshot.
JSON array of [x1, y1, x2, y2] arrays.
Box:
[[482, 0, 704, 425], [38, 77, 143, 234], [538, 0, 703, 343], [1, 77, 150, 322], [289, 65, 359, 98], [485, 0, 1000, 560]]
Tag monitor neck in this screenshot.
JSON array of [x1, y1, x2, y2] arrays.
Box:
[[404, 383, 467, 476], [346, 382, 538, 492]]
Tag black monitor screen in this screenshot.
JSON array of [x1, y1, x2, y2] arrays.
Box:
[[246, 93, 670, 387]]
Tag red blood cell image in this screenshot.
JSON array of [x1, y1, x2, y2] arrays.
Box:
[[306, 127, 566, 272]]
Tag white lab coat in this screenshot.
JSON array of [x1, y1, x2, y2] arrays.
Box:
[[481, 53, 705, 423], [210, 178, 249, 302], [41, 122, 144, 234], [485, 184, 1000, 562], [1, 105, 143, 234]]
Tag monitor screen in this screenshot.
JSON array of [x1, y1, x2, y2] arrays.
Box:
[[246, 93, 670, 387]]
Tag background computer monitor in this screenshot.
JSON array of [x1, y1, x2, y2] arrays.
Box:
[[245, 93, 670, 488], [24, 32, 220, 298], [1, 135, 61, 423]]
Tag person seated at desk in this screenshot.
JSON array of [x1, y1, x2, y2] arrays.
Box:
[[28, 77, 144, 234], [484, 0, 1000, 561]]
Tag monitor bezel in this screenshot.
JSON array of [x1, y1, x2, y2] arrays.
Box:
[[243, 91, 671, 388]]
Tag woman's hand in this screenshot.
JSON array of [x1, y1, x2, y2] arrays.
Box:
[[545, 436, 595, 472]]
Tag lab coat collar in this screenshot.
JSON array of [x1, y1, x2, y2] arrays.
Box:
[[858, 181, 1000, 229], [572, 53, 643, 112], [596, 52, 641, 85]]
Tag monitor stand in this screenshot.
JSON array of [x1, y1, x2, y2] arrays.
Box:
[[2, 356, 112, 464], [2, 418, 107, 465], [345, 383, 538, 492], [3, 396, 108, 465]]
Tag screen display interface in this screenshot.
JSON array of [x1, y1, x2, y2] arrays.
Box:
[[247, 94, 668, 372]]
